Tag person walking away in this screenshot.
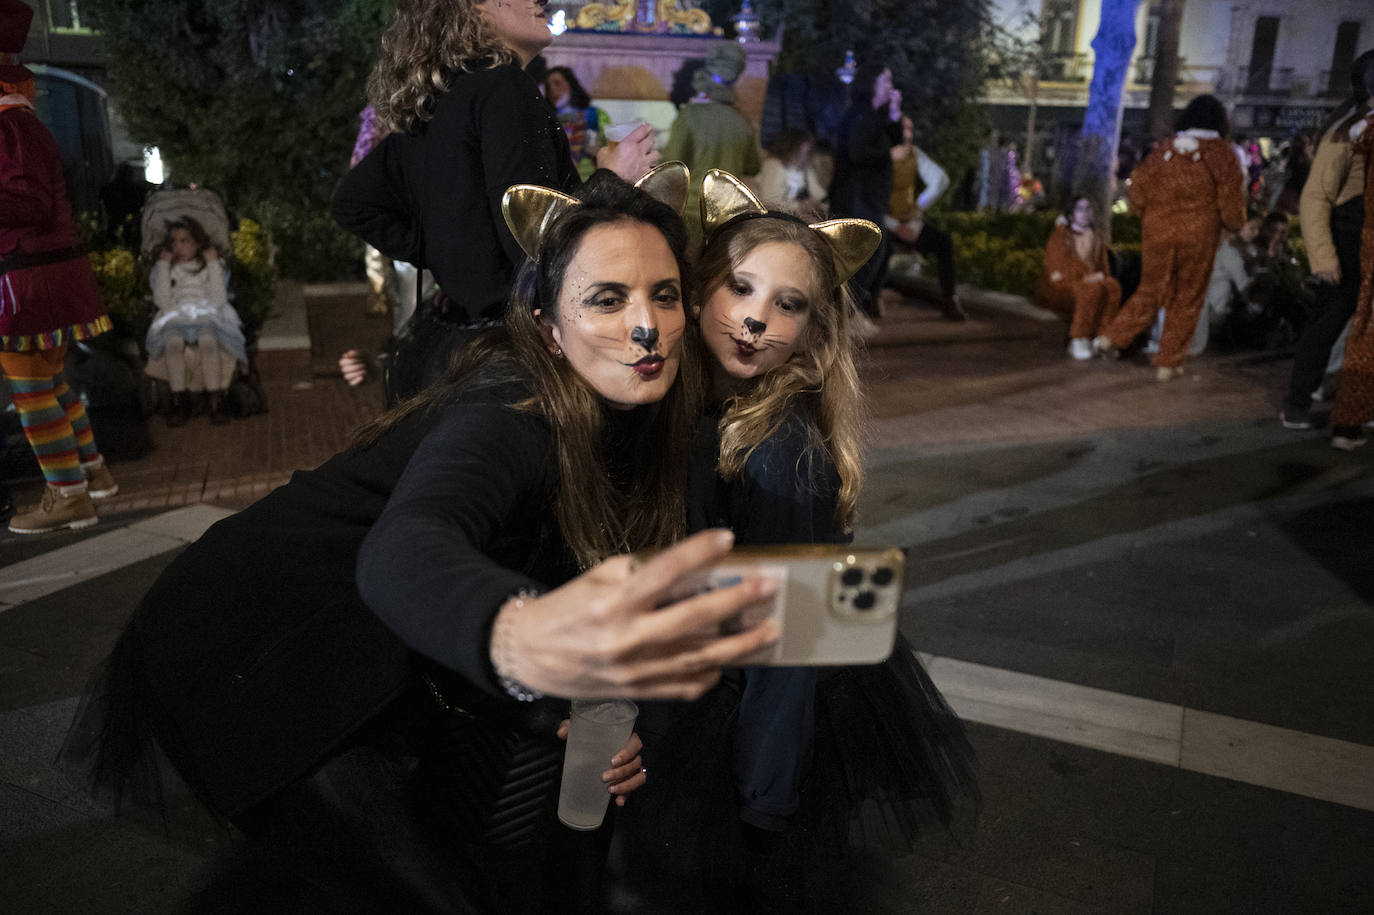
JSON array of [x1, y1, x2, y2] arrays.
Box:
[[1092, 94, 1246, 381], [1327, 107, 1374, 450], [1037, 195, 1122, 358], [1280, 51, 1373, 429], [887, 115, 966, 321], [1, 0, 118, 534]]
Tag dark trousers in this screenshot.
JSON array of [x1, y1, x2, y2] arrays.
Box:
[[1284, 197, 1365, 416], [850, 230, 892, 317], [904, 221, 958, 299]]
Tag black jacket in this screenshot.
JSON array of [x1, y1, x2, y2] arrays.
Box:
[[332, 64, 579, 325]]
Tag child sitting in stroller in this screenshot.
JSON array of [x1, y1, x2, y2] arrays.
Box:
[[144, 217, 246, 425]]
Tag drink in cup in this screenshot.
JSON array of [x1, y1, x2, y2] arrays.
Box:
[[557, 698, 638, 830], [602, 120, 649, 153]]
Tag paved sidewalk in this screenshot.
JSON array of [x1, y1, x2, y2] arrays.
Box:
[[1, 284, 1064, 521]]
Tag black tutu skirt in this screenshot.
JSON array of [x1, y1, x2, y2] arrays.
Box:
[[614, 633, 980, 913]]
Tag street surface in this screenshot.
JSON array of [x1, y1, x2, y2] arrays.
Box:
[[2, 292, 1371, 913]]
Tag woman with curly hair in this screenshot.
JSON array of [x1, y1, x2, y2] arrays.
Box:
[[333, 0, 659, 403]]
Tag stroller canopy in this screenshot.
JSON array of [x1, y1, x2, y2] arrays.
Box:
[[139, 188, 233, 259]]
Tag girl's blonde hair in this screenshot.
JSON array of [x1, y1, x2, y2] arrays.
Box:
[[693, 217, 866, 532], [366, 0, 516, 133]]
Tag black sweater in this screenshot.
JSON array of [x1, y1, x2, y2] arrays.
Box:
[[332, 64, 579, 325], [126, 375, 571, 816]]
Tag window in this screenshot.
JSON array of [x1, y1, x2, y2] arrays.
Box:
[[1042, 0, 1078, 57], [1246, 16, 1279, 94], [1328, 22, 1361, 96], [48, 0, 92, 33]]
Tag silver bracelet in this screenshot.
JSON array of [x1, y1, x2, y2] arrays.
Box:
[[491, 589, 544, 702]]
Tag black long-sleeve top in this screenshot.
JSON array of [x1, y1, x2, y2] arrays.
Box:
[[687, 402, 848, 546], [124, 372, 574, 817], [828, 104, 903, 224], [332, 64, 579, 325]]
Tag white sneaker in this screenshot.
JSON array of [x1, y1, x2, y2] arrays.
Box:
[[1156, 366, 1184, 382], [1068, 338, 1093, 360], [1092, 336, 1119, 359]]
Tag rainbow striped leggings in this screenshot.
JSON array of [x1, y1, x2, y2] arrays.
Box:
[[1, 345, 101, 491]]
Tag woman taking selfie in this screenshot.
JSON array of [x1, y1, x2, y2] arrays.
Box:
[[67, 168, 777, 912]]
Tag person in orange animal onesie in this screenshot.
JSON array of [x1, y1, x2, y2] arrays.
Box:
[[1037, 194, 1122, 359], [1327, 107, 1374, 450], [1093, 95, 1246, 380]]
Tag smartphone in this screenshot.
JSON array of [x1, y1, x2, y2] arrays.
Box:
[[667, 545, 904, 666]]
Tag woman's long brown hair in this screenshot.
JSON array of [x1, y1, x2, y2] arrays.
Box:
[[692, 217, 866, 533], [353, 174, 702, 568]]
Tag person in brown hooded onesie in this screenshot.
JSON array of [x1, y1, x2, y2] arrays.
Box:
[[1094, 95, 1245, 380]]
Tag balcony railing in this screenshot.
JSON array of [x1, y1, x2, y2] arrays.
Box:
[[1040, 53, 1088, 83], [1223, 66, 1296, 96], [1318, 69, 1352, 98]]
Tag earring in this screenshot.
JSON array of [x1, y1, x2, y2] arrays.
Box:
[[551, 346, 563, 357]]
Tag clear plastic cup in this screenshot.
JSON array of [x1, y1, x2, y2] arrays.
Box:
[[557, 698, 638, 830]]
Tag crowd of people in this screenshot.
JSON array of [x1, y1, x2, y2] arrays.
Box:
[[2, 0, 1372, 906]]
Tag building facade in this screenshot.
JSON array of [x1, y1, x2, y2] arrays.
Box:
[[987, 0, 1372, 175]]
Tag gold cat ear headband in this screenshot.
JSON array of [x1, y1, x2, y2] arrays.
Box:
[[700, 168, 881, 287], [502, 161, 690, 261]]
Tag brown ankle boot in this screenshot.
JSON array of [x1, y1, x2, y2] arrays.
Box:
[[207, 390, 230, 425], [167, 391, 191, 427], [83, 460, 119, 500], [8, 484, 99, 534]]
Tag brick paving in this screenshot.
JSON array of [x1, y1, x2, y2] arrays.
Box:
[[0, 286, 1300, 522]]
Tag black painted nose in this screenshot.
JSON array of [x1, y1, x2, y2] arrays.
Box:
[[631, 326, 659, 350], [743, 317, 766, 335]]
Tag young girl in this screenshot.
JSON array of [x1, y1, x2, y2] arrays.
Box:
[[626, 170, 978, 911], [1036, 195, 1122, 359], [143, 217, 246, 425]]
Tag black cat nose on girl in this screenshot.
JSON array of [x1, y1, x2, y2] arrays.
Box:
[[631, 326, 659, 351], [743, 317, 766, 335]]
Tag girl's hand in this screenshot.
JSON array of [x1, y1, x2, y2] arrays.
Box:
[[339, 349, 369, 386], [555, 722, 647, 806], [494, 529, 780, 701], [204, 248, 219, 263], [158, 249, 173, 262]]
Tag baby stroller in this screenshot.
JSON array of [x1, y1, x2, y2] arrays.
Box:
[[137, 187, 268, 420]]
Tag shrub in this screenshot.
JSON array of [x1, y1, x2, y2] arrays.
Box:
[[87, 248, 147, 339], [230, 218, 279, 344]]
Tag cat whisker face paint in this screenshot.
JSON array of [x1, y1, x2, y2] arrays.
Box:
[[544, 221, 685, 409], [701, 241, 816, 381]]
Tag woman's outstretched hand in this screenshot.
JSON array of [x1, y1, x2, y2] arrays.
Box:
[[556, 722, 646, 806], [596, 123, 661, 183], [494, 529, 778, 701]]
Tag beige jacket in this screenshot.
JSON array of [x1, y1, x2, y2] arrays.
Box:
[[1300, 121, 1368, 275]]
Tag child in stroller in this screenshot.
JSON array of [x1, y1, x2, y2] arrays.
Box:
[[143, 215, 246, 425]]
